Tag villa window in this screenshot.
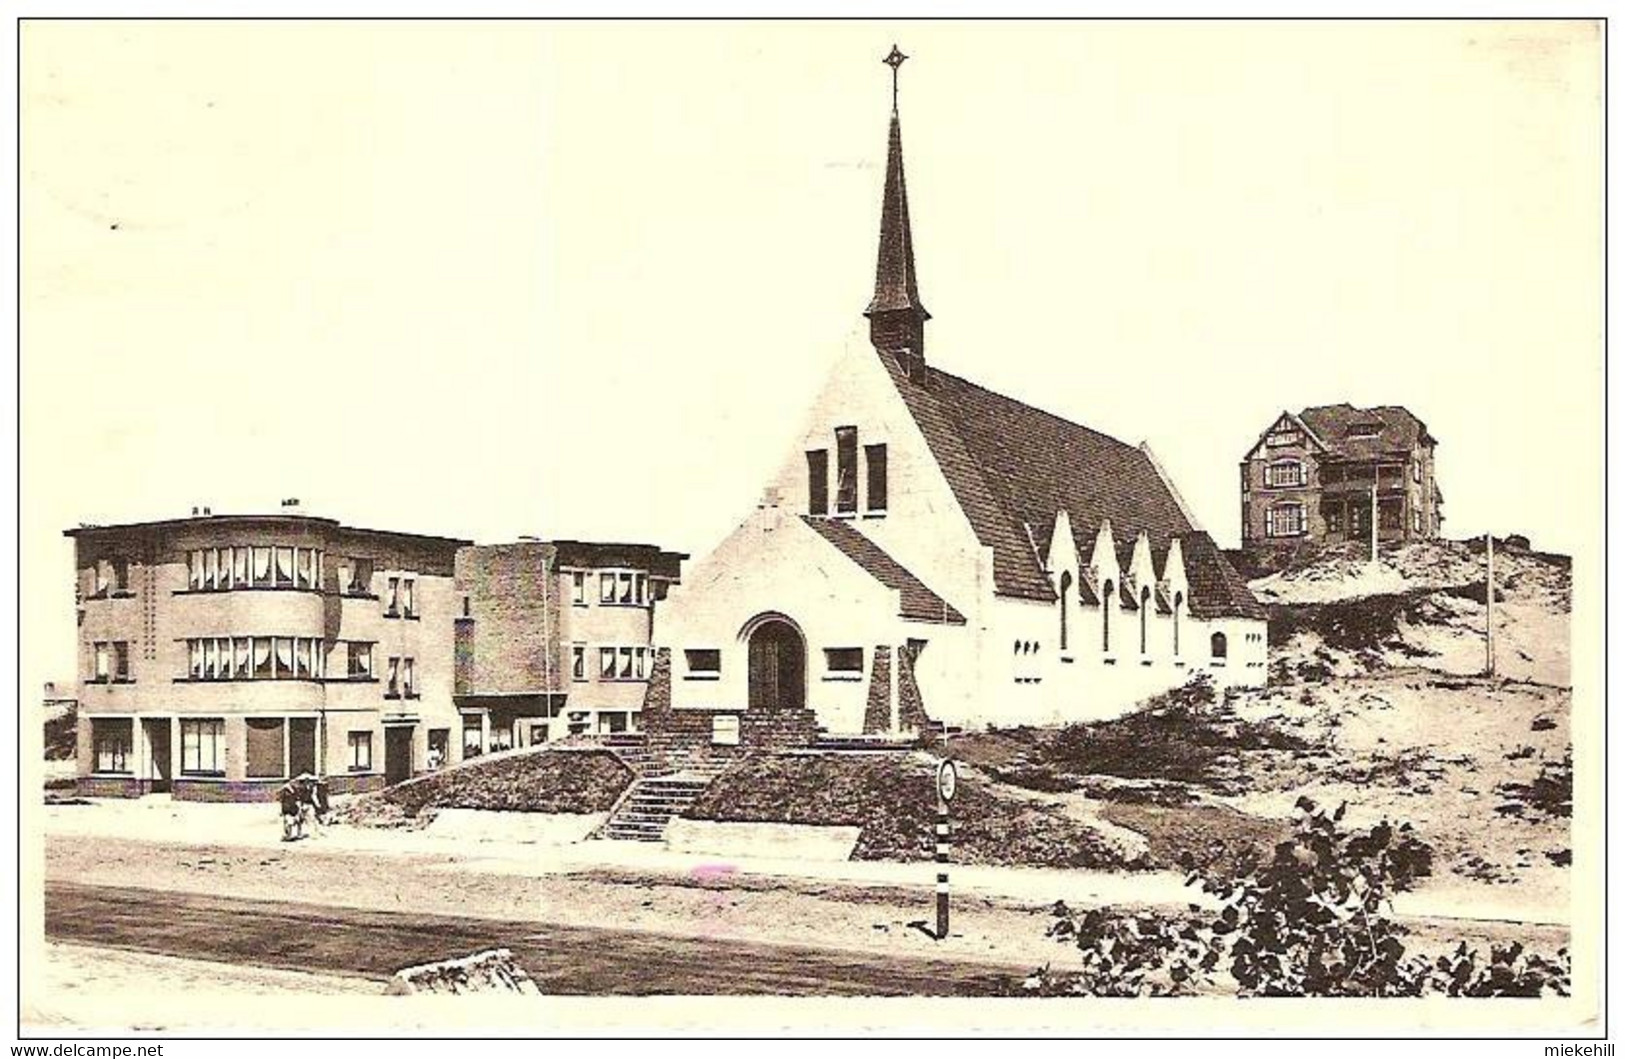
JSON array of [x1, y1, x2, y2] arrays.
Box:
[[180, 719, 224, 775], [1264, 460, 1305, 488], [1211, 632, 1229, 661], [1267, 503, 1305, 538], [835, 426, 858, 514], [865, 444, 888, 513], [806, 450, 829, 515], [346, 557, 374, 596]]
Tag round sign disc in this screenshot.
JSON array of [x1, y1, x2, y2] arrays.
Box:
[[937, 759, 958, 803]]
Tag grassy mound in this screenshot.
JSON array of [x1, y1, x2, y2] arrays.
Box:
[[336, 747, 632, 828], [955, 677, 1306, 799], [684, 751, 1141, 870]]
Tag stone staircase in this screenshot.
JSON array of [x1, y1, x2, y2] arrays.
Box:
[[600, 768, 722, 843]]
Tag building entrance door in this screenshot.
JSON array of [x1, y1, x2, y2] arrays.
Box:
[[384, 726, 414, 786], [289, 718, 318, 777], [141, 718, 172, 794], [747, 617, 806, 711]]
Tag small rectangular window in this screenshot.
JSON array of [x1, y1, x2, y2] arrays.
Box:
[[111, 558, 130, 592], [386, 656, 401, 697], [806, 449, 829, 515], [824, 647, 864, 674], [864, 444, 888, 512], [571, 571, 587, 605], [348, 731, 372, 771], [600, 572, 615, 603], [685, 648, 721, 676], [94, 642, 110, 681], [386, 577, 400, 617], [571, 644, 587, 681], [835, 427, 858, 513], [600, 647, 616, 679], [112, 641, 130, 681], [618, 647, 634, 679], [403, 657, 416, 698], [618, 572, 634, 605], [349, 641, 373, 678]]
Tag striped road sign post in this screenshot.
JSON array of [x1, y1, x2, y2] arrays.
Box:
[[935, 758, 958, 940]]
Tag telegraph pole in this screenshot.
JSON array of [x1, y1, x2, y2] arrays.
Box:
[[1485, 533, 1496, 677], [1369, 479, 1379, 561]]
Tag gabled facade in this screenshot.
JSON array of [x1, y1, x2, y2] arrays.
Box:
[[1240, 405, 1443, 551], [656, 59, 1267, 740]]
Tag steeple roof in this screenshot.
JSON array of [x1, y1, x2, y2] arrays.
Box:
[[865, 111, 929, 321]]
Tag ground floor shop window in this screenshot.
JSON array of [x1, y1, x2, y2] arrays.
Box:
[[180, 718, 224, 775], [489, 725, 514, 753], [245, 717, 286, 778], [347, 730, 372, 772], [462, 716, 483, 758], [92, 718, 132, 773]]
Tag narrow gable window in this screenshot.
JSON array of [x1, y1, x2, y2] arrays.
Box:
[[864, 443, 888, 513], [806, 450, 829, 515], [835, 427, 858, 514]]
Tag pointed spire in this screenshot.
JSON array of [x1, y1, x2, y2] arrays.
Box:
[[865, 45, 930, 363]]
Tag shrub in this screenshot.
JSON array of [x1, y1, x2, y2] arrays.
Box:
[[1015, 799, 1566, 998]]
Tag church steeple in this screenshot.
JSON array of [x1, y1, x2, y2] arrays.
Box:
[[865, 45, 930, 364]]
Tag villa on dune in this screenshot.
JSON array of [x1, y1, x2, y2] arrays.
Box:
[[654, 57, 1267, 744]]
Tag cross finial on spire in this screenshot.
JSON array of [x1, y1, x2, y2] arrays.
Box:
[[884, 44, 908, 113]]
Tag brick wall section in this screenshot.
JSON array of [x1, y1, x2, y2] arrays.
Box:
[[863, 646, 892, 733], [173, 778, 285, 803], [897, 641, 931, 731], [640, 648, 818, 754], [453, 543, 563, 697], [76, 776, 144, 798]]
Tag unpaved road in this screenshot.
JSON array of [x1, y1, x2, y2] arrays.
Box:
[[47, 881, 1031, 996]]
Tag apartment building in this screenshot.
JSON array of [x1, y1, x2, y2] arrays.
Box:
[[453, 539, 686, 754], [67, 507, 469, 801]]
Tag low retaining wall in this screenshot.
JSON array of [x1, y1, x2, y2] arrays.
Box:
[[75, 775, 145, 799], [664, 819, 862, 863], [424, 809, 605, 846]]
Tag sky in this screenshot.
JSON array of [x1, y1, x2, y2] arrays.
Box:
[[20, 20, 1603, 688]]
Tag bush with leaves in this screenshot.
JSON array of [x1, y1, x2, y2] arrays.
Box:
[[1015, 798, 1568, 998]]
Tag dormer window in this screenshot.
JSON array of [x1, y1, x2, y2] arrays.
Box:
[[1266, 429, 1302, 447], [1347, 422, 1382, 439]]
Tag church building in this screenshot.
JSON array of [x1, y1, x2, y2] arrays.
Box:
[[656, 49, 1267, 739]]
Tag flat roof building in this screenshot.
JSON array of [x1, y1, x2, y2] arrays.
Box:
[[66, 507, 470, 800]]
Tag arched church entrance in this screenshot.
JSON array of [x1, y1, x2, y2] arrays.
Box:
[[744, 614, 806, 711]]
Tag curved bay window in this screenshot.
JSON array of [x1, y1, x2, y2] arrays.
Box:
[[188, 545, 322, 592], [188, 636, 323, 680]]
